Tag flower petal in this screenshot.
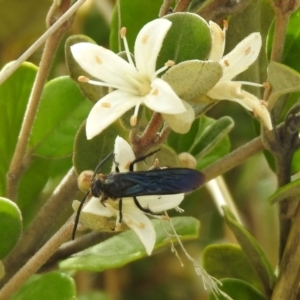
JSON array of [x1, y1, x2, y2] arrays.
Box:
[[113, 136, 136, 172], [133, 194, 185, 213], [71, 42, 139, 89], [241, 91, 273, 131], [208, 81, 272, 130], [122, 201, 156, 255], [144, 78, 186, 114], [207, 80, 249, 106], [220, 32, 262, 80], [86, 90, 138, 139], [162, 100, 195, 134], [82, 197, 115, 217], [134, 19, 172, 77], [208, 21, 226, 62]]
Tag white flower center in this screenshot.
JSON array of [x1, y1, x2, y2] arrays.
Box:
[[138, 80, 151, 96]]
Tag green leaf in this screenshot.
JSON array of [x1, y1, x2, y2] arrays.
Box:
[[29, 76, 93, 158], [223, 207, 276, 294], [59, 216, 199, 271], [12, 271, 76, 300], [0, 62, 37, 195], [65, 35, 108, 103], [167, 116, 232, 169], [209, 278, 266, 300], [0, 197, 22, 259], [0, 261, 4, 279], [267, 8, 300, 74], [158, 13, 211, 68], [162, 60, 222, 102], [203, 244, 263, 292], [267, 61, 300, 105], [292, 146, 300, 174], [269, 178, 300, 204], [78, 292, 109, 300], [73, 121, 127, 175], [110, 0, 163, 52], [17, 156, 53, 226], [191, 116, 234, 159], [17, 156, 72, 227]]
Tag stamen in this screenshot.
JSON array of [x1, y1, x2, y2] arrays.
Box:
[[223, 19, 228, 30], [120, 27, 135, 67], [165, 60, 175, 67], [130, 115, 137, 126], [120, 27, 126, 38], [80, 76, 137, 94], [153, 64, 170, 78], [224, 60, 230, 67], [237, 81, 263, 87], [78, 75, 90, 82], [130, 103, 141, 126], [263, 82, 271, 89]]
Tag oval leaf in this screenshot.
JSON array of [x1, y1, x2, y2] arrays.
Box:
[[223, 206, 276, 295], [0, 62, 37, 195], [29, 76, 93, 158], [162, 60, 222, 102], [268, 61, 300, 101], [12, 271, 76, 300], [109, 0, 163, 52], [269, 178, 300, 204], [191, 116, 234, 159], [203, 244, 263, 292], [209, 278, 266, 300], [167, 115, 232, 169], [158, 13, 211, 68], [73, 121, 127, 175], [59, 216, 199, 271], [0, 197, 22, 259]]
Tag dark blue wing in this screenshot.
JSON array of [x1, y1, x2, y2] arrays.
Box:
[[111, 168, 205, 197]]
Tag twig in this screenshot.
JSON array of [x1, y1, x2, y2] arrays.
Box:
[[203, 136, 264, 182], [39, 231, 115, 272], [271, 202, 300, 300], [0, 218, 74, 300], [159, 0, 174, 17], [0, 0, 86, 86], [1, 168, 78, 287], [5, 0, 80, 200]]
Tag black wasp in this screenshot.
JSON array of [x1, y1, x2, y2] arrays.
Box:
[[72, 150, 205, 239]]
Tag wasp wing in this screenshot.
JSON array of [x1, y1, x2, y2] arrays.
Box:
[[111, 168, 205, 197]]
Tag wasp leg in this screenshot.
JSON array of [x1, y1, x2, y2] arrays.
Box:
[[118, 198, 123, 223], [133, 196, 163, 217], [129, 149, 160, 171]]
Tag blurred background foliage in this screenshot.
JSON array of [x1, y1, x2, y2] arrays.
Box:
[[0, 0, 279, 299]]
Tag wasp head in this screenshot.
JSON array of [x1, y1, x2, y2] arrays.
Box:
[[91, 173, 106, 197]]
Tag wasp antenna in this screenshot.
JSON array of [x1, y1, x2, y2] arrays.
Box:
[[72, 191, 90, 240], [129, 149, 161, 171], [92, 152, 114, 180]]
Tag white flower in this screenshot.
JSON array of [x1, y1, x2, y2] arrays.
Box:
[[81, 136, 184, 255], [71, 19, 186, 139], [207, 21, 272, 130]]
